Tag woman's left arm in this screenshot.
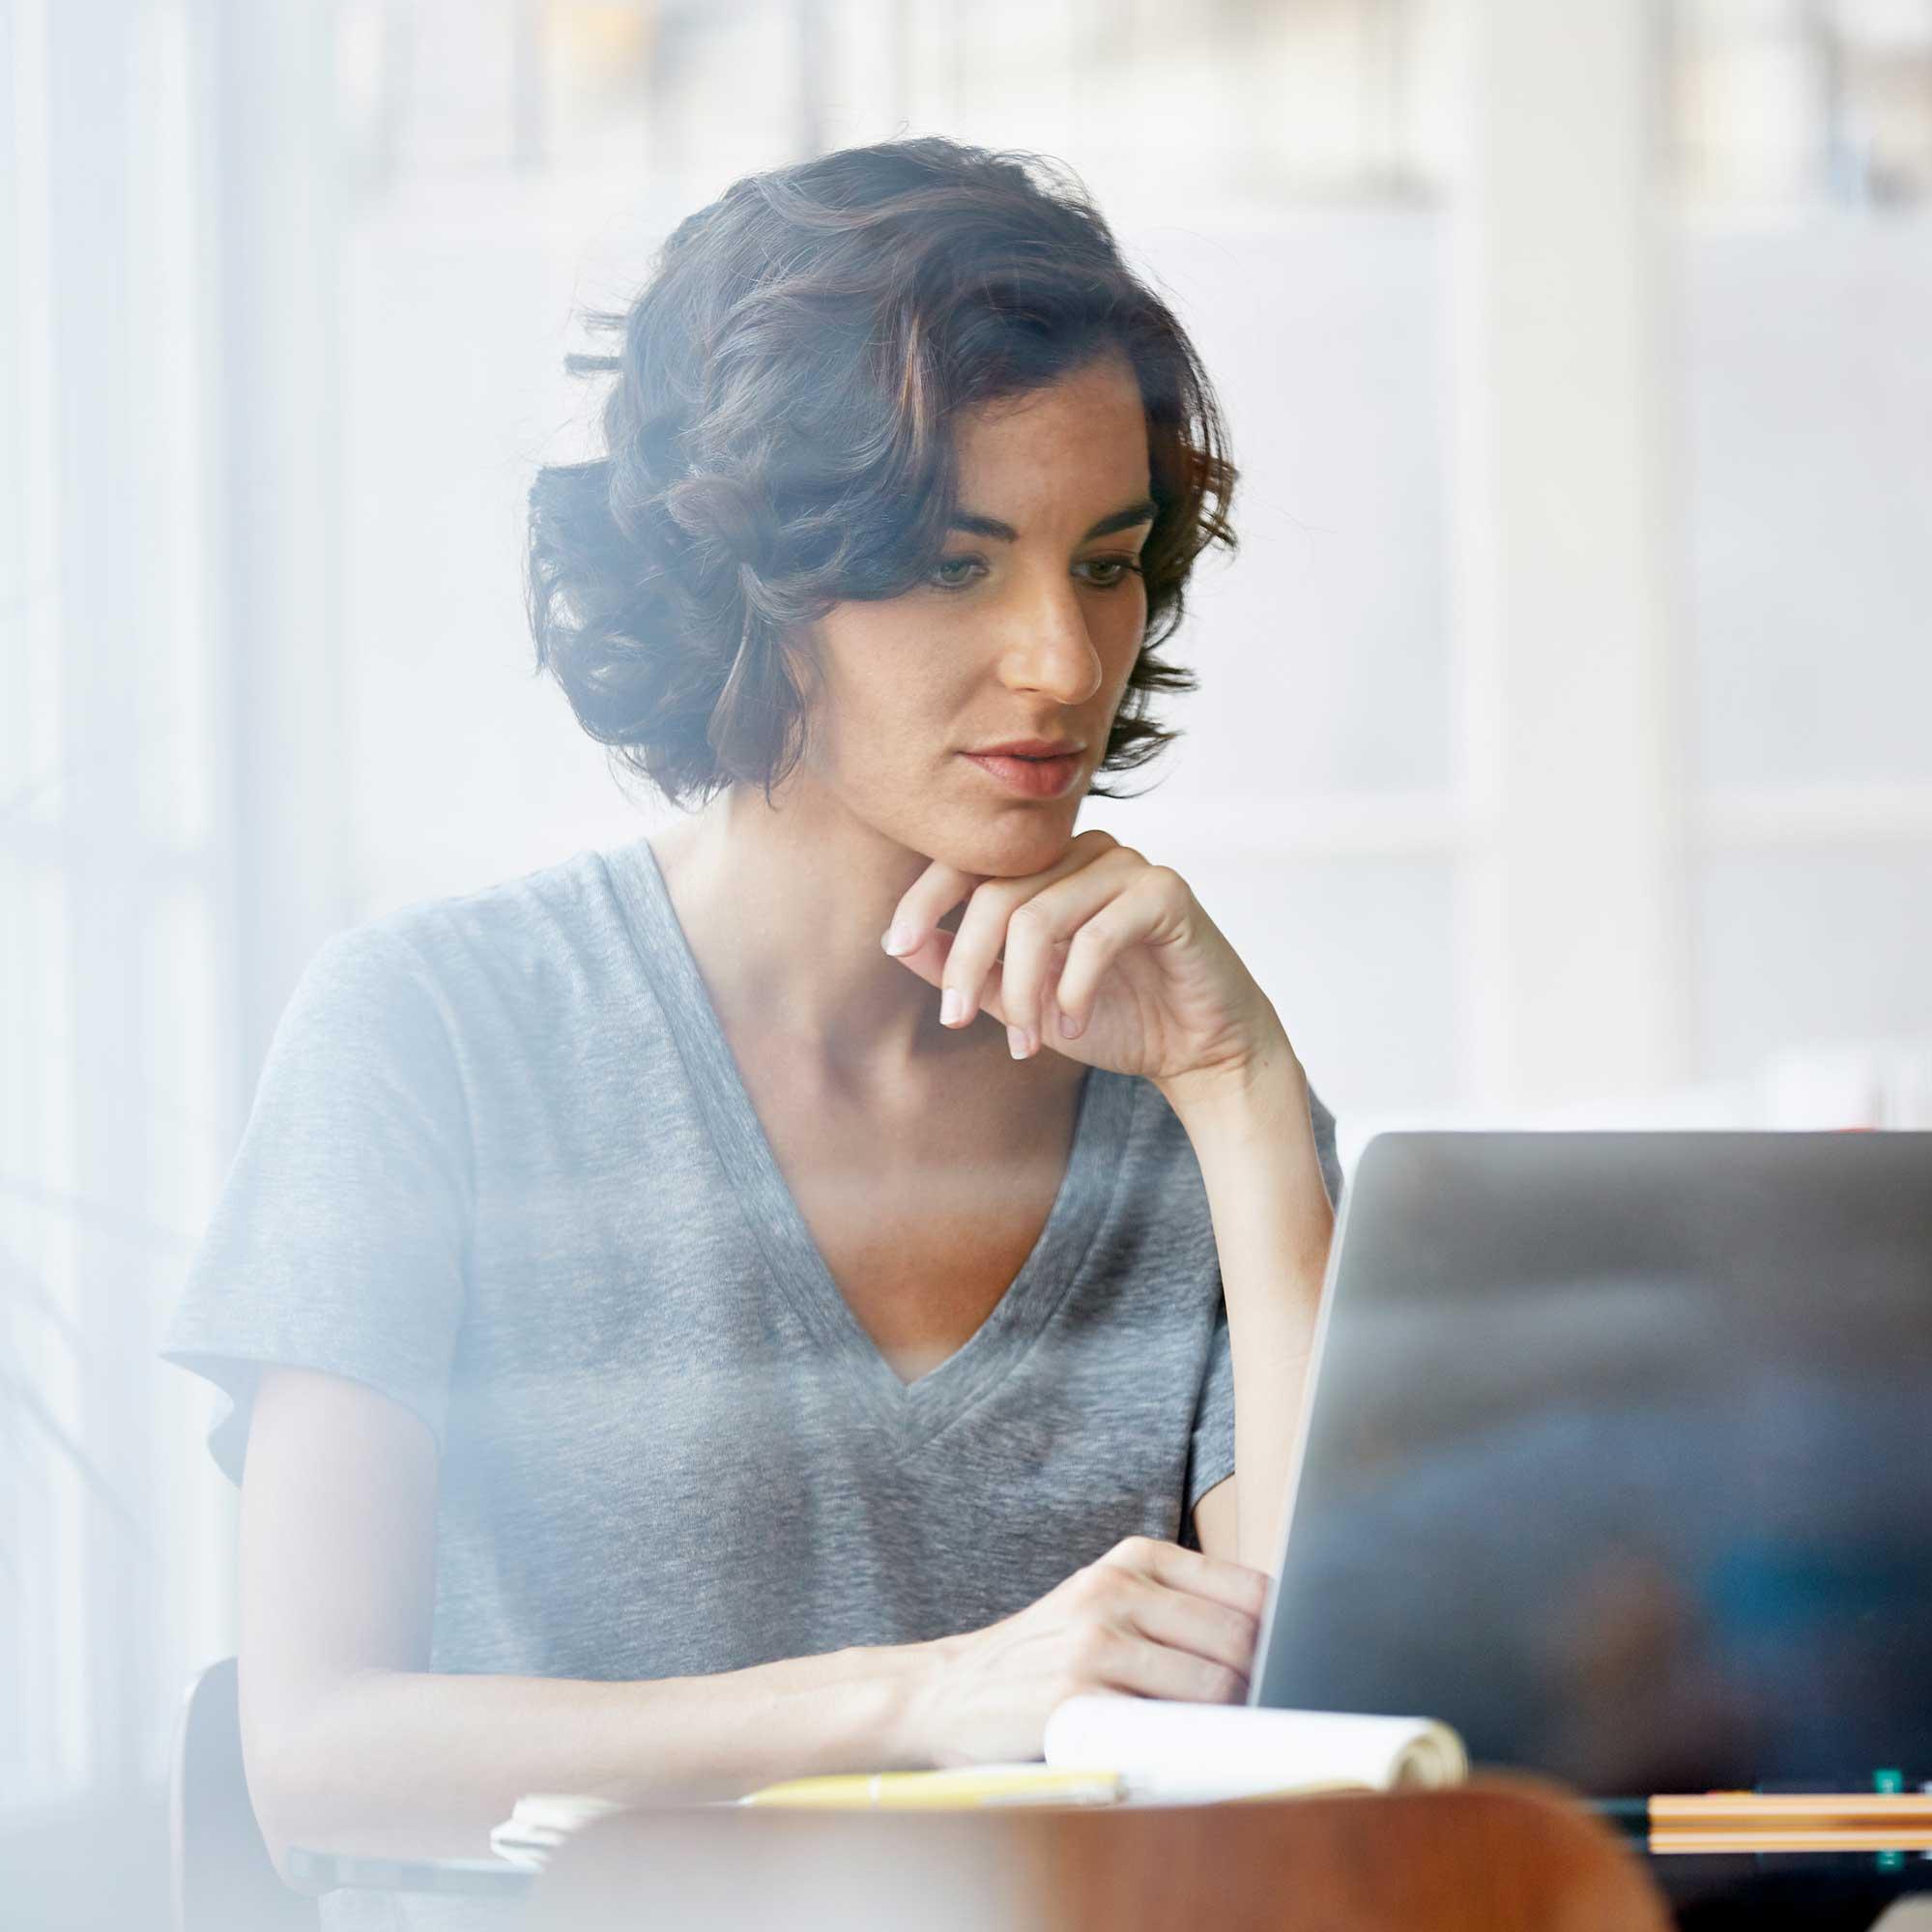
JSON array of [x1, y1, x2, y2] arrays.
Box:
[[1158, 1045, 1335, 1570], [883, 828, 1338, 1573]]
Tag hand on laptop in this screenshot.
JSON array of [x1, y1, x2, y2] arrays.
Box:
[[904, 1534, 1268, 1768]]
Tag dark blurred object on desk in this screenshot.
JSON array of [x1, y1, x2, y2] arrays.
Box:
[[524, 1779, 1669, 1932]]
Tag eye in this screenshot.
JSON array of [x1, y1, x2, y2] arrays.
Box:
[[927, 556, 986, 591], [1077, 557, 1145, 590]]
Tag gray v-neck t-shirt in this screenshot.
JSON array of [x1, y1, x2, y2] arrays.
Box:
[[164, 836, 1341, 1900]]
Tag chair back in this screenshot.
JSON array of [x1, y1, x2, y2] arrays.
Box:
[[170, 1657, 317, 1932]]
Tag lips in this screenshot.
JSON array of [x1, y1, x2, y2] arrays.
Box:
[[961, 740, 1086, 799], [968, 738, 1085, 760]]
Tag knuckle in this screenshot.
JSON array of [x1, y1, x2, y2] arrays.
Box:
[[1204, 1662, 1244, 1703], [1112, 1534, 1159, 1566], [1065, 1563, 1111, 1607], [1226, 1606, 1261, 1657]]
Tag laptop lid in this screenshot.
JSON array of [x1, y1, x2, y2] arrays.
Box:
[[1251, 1130, 1932, 1794]]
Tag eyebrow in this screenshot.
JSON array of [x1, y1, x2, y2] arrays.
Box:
[[945, 497, 1159, 543]]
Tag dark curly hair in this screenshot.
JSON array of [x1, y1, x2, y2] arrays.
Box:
[[526, 135, 1237, 804]]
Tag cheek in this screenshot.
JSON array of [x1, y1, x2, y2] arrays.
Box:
[[1100, 595, 1149, 697], [811, 636, 960, 774]]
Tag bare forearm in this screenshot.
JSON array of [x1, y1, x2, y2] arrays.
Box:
[[1162, 1038, 1335, 1570], [250, 1642, 934, 1871]]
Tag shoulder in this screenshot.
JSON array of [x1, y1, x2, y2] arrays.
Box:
[[289, 846, 643, 1053], [356, 845, 630, 988]]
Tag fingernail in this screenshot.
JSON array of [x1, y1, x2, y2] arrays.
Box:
[[1057, 1011, 1081, 1039], [1007, 1024, 1030, 1060], [881, 923, 916, 957], [940, 988, 964, 1026]]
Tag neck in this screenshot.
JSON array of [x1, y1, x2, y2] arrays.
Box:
[[648, 777, 957, 1075]]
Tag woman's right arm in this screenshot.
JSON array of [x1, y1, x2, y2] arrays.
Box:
[[241, 1368, 1267, 1877]]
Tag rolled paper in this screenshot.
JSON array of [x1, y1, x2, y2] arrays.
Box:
[[1042, 1696, 1467, 1802]]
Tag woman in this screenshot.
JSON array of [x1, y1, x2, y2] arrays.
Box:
[[163, 136, 1342, 1898]]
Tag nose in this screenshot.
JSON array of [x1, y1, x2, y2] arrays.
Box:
[[995, 575, 1104, 707]]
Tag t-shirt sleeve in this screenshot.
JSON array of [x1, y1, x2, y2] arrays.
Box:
[[160, 923, 473, 1485], [1183, 1080, 1343, 1528]]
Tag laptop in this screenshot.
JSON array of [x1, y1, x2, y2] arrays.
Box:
[[1250, 1130, 1932, 1795]]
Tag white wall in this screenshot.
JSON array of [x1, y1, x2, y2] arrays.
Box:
[[1684, 222, 1932, 1091]]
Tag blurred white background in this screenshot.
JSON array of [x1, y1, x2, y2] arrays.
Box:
[[4, 0, 1930, 1920]]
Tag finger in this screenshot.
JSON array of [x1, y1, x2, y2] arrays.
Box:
[[1115, 1573, 1260, 1683], [1099, 1535, 1271, 1622], [995, 851, 1147, 1053], [887, 928, 1014, 1032], [937, 878, 1022, 1032], [885, 925, 952, 993], [938, 832, 1120, 1034], [880, 859, 981, 962], [879, 833, 1115, 967], [1053, 874, 1188, 1036], [1003, 939, 1070, 1059], [1091, 1630, 1249, 1707]]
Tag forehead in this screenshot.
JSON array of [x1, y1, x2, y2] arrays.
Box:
[[950, 352, 1149, 516]]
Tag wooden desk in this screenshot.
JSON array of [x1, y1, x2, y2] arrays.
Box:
[[527, 1778, 1672, 1931]]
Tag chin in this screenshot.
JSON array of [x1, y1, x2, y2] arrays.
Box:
[[922, 807, 1081, 880]]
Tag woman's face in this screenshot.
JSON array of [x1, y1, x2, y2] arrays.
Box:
[[795, 349, 1154, 879]]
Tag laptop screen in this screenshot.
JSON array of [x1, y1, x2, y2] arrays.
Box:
[[1252, 1131, 1932, 1795]]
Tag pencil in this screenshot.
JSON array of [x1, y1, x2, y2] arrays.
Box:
[[1599, 1792, 1932, 1854]]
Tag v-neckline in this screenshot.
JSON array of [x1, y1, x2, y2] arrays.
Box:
[[602, 833, 1137, 1439]]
